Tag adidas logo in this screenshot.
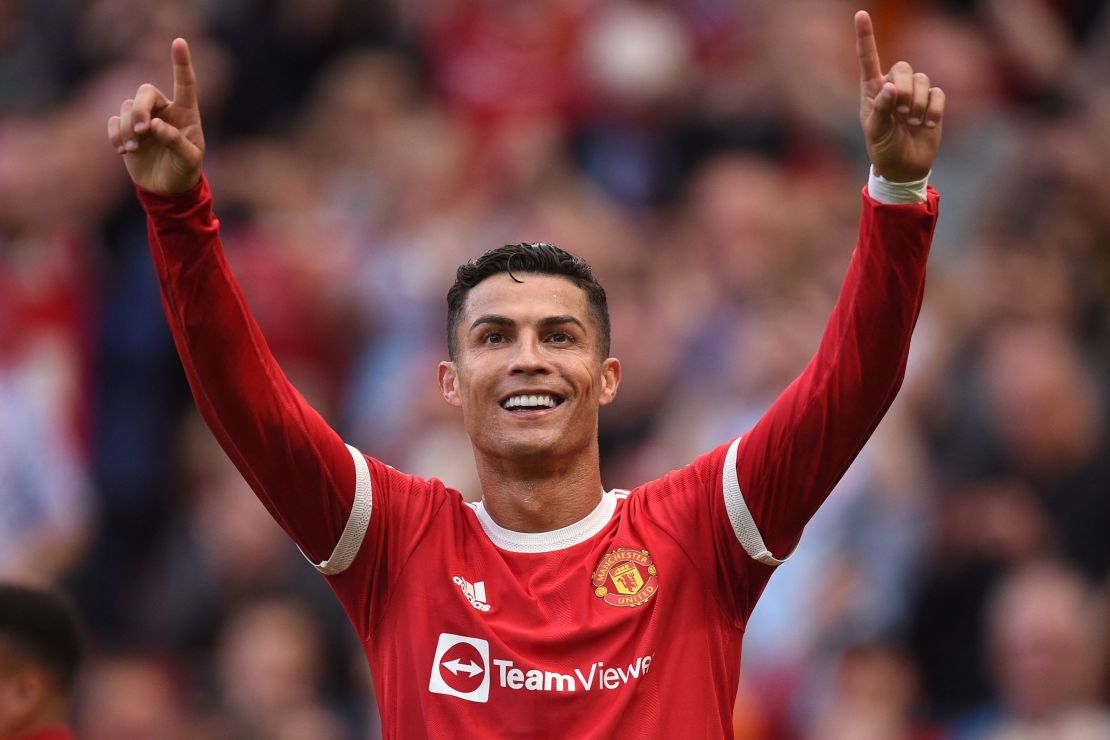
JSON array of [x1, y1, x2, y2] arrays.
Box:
[[453, 576, 491, 612]]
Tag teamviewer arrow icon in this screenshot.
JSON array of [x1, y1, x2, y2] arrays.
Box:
[[442, 658, 483, 677], [429, 633, 490, 702]]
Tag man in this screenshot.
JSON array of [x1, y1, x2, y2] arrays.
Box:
[[107, 10, 943, 737], [965, 561, 1110, 739], [0, 585, 82, 740]]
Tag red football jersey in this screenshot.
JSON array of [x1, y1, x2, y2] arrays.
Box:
[[332, 442, 756, 738], [139, 177, 938, 738]]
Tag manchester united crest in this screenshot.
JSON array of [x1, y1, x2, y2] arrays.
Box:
[[591, 548, 659, 608]]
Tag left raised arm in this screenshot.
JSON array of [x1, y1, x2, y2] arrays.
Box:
[[724, 11, 944, 566]]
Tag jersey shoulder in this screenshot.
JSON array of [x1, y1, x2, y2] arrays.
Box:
[[622, 440, 734, 507]]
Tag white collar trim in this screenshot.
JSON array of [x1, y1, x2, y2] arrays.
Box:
[[469, 489, 616, 553]]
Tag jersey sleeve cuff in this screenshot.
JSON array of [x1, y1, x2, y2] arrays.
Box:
[[300, 444, 373, 576], [722, 437, 794, 567], [134, 174, 210, 216], [867, 166, 930, 205]]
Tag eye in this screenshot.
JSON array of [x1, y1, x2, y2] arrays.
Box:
[[482, 331, 505, 344], [547, 331, 573, 344]]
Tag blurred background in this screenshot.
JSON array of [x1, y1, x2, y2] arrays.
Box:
[[2, 0, 1110, 737]]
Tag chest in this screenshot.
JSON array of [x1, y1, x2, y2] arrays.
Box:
[[360, 497, 743, 737], [394, 521, 703, 635], [372, 518, 713, 692]]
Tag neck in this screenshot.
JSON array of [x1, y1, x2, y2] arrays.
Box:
[[475, 444, 604, 533]]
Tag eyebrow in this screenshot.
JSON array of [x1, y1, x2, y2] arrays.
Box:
[[539, 315, 588, 332], [468, 314, 588, 333], [469, 314, 513, 332]]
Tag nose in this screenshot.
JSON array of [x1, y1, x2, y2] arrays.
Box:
[[509, 334, 550, 375]]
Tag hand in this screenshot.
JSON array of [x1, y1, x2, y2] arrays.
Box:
[[107, 38, 205, 193], [855, 11, 944, 182]]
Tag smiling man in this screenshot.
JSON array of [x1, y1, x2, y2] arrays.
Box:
[[108, 10, 943, 738], [439, 254, 621, 533]]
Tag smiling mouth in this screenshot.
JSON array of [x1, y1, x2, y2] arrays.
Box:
[[500, 393, 564, 412]]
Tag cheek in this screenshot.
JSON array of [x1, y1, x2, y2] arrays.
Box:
[[457, 366, 493, 406], [565, 356, 604, 397], [578, 356, 602, 382]]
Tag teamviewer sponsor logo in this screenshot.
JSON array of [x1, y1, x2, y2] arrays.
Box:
[[430, 632, 654, 702], [428, 633, 490, 703]]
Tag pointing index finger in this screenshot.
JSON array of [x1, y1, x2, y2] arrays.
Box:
[[855, 10, 883, 84], [171, 37, 197, 108]]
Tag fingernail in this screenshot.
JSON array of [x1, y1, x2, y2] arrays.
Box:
[[134, 121, 148, 133], [117, 145, 126, 154], [909, 117, 922, 125], [124, 140, 138, 151], [897, 105, 910, 114], [925, 120, 937, 128]]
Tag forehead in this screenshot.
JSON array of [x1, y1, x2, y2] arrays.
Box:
[[461, 272, 591, 324]]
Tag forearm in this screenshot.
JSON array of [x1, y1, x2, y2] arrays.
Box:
[[139, 176, 354, 559], [736, 184, 939, 558]]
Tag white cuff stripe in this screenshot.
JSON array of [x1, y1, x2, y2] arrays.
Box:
[[722, 437, 787, 567], [304, 444, 372, 576], [867, 165, 930, 204]]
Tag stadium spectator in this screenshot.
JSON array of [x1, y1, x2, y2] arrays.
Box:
[[805, 643, 931, 740], [214, 597, 347, 738], [950, 561, 1110, 739], [72, 652, 189, 740], [0, 584, 82, 740]]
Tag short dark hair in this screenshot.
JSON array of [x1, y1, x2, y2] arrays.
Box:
[[446, 242, 610, 360], [0, 584, 83, 693]]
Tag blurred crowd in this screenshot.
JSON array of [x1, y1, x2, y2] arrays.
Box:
[[2, 0, 1110, 737]]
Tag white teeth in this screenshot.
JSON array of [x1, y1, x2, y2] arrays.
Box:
[[502, 394, 558, 409]]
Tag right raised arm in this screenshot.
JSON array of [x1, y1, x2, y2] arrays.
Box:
[[106, 41, 364, 575]]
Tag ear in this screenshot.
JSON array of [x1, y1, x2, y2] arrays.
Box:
[[438, 361, 462, 407], [598, 357, 621, 406]]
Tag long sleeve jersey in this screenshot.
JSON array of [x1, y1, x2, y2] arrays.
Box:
[[140, 178, 938, 738]]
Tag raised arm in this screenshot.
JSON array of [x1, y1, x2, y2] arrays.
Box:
[[726, 12, 944, 564], [107, 41, 361, 573]]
